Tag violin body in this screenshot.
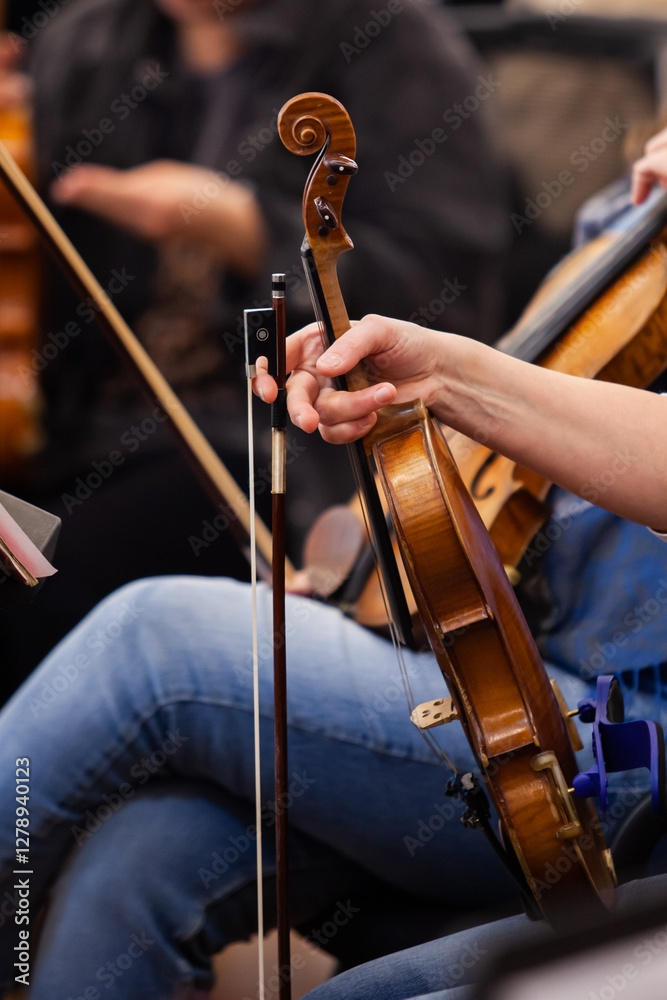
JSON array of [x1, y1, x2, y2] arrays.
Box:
[[369, 401, 614, 924], [0, 105, 42, 478], [279, 91, 616, 926]]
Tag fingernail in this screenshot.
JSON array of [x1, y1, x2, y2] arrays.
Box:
[[374, 385, 393, 404], [257, 386, 265, 402], [323, 351, 342, 369]]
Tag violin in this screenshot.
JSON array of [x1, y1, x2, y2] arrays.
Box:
[[0, 85, 42, 478], [448, 189, 667, 575], [278, 92, 616, 927]]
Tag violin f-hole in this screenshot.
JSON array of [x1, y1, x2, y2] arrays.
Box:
[[470, 451, 500, 501]]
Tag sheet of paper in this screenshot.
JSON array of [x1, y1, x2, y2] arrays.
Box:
[[0, 500, 57, 581]]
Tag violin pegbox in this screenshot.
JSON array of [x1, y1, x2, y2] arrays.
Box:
[[278, 93, 358, 258]]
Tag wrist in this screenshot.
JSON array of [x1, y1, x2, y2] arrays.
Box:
[[427, 333, 483, 426]]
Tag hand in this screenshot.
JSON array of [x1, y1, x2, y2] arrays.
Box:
[[254, 315, 449, 444], [50, 160, 267, 277], [631, 125, 667, 205]]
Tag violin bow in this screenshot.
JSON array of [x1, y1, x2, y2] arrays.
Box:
[[244, 303, 270, 999], [0, 134, 298, 996], [244, 276, 291, 1000], [270, 273, 291, 1000]]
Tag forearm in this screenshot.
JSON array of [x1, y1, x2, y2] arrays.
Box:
[[432, 336, 667, 529], [278, 316, 667, 531]]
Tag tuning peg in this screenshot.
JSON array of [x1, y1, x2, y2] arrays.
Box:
[[324, 154, 358, 184], [314, 196, 338, 236]]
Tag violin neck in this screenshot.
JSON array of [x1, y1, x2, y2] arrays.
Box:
[[301, 243, 414, 644], [302, 244, 375, 392]]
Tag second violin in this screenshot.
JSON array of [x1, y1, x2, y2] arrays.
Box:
[[449, 190, 667, 575]]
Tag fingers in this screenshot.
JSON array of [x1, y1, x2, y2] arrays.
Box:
[[315, 315, 393, 379], [316, 382, 395, 423], [632, 130, 667, 205], [631, 165, 654, 206], [258, 316, 401, 443], [50, 164, 119, 214], [319, 412, 378, 444], [312, 381, 396, 444], [644, 125, 667, 155], [251, 357, 277, 404], [284, 322, 324, 372], [253, 325, 324, 425], [253, 352, 326, 435], [283, 323, 333, 432], [631, 151, 667, 205], [285, 369, 326, 434], [49, 163, 173, 240], [284, 367, 396, 441]]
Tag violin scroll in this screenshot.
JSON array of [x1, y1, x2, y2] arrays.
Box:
[[278, 93, 357, 262], [277, 94, 332, 157]]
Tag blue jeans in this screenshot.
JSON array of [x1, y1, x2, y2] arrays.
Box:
[[301, 873, 667, 1000], [0, 573, 663, 998]]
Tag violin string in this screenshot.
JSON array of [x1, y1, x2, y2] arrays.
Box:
[[297, 172, 457, 774], [353, 490, 458, 775], [306, 270, 458, 774], [246, 376, 266, 1000]]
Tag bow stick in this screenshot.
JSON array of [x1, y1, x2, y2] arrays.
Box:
[[244, 303, 273, 999], [244, 277, 291, 1000], [270, 273, 291, 1000]]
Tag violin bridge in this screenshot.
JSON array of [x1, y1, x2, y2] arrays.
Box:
[[410, 697, 459, 731]]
